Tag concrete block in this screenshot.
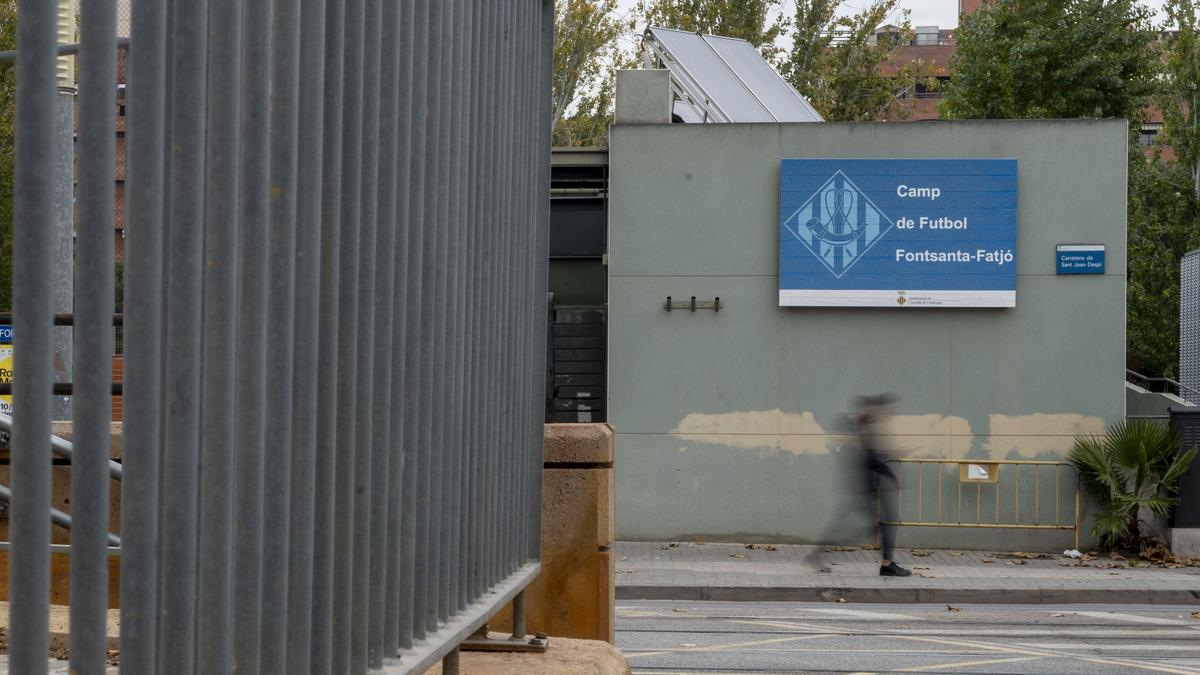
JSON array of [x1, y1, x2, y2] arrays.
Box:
[[0, 552, 121, 609], [1170, 527, 1200, 558], [425, 635, 629, 675], [494, 466, 615, 642], [615, 69, 670, 125], [544, 467, 613, 549], [0, 602, 121, 657], [544, 423, 614, 465]]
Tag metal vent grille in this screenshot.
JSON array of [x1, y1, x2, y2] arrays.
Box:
[[1181, 250, 1200, 404]]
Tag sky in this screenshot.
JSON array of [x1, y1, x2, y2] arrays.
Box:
[[617, 0, 1171, 30]]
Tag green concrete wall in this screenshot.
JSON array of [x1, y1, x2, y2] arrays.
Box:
[[607, 120, 1127, 550]]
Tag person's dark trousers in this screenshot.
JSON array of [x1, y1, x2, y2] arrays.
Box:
[[876, 477, 897, 562]]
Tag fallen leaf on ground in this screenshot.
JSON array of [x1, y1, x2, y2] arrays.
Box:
[[745, 543, 759, 549], [1006, 551, 1046, 559], [672, 608, 688, 613], [764, 544, 778, 551], [730, 553, 748, 559], [827, 546, 857, 552], [981, 558, 994, 564], [948, 551, 964, 557], [1008, 559, 1027, 565], [947, 605, 961, 612], [1191, 612, 1200, 620], [910, 549, 932, 556], [863, 545, 880, 550], [1050, 612, 1065, 617]]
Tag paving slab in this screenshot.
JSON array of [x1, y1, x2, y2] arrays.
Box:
[[615, 541, 1200, 604]]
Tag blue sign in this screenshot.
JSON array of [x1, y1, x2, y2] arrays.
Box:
[[780, 159, 1017, 307], [1056, 244, 1104, 275], [0, 325, 12, 344]]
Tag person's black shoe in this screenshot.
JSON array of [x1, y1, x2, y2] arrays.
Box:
[[879, 562, 912, 577]]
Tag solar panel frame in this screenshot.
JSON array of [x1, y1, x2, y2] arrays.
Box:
[[644, 26, 823, 124], [648, 26, 775, 122]]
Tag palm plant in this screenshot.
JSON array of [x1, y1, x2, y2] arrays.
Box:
[[1068, 420, 1198, 550]]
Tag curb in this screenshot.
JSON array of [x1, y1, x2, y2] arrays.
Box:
[[616, 585, 1200, 605]]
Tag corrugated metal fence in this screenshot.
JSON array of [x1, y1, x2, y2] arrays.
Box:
[[7, 0, 551, 673]]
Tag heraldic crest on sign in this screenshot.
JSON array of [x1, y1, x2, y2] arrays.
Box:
[[783, 170, 894, 278]]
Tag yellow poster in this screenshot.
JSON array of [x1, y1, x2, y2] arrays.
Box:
[[0, 343, 12, 415]]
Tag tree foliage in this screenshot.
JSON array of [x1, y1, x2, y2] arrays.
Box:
[[941, 0, 1158, 122], [784, 0, 938, 121], [1127, 154, 1198, 378], [641, 0, 788, 64], [1125, 0, 1200, 378], [0, 0, 14, 311], [552, 0, 631, 146]]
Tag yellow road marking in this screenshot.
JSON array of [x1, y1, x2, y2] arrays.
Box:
[[624, 632, 834, 659], [893, 634, 1200, 675], [727, 617, 1200, 675], [897, 656, 1043, 672]]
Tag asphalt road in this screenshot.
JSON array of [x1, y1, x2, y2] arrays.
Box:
[[617, 601, 1200, 674]]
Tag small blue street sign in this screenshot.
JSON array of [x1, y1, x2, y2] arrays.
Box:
[[0, 325, 13, 344], [1056, 245, 1105, 275]]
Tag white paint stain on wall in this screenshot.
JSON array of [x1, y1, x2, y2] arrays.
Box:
[[982, 413, 1105, 459], [670, 409, 831, 455], [670, 409, 1106, 460]]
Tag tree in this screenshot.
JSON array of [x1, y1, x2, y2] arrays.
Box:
[[941, 0, 1158, 123], [1159, 0, 1200, 197], [552, 0, 630, 146], [1127, 155, 1198, 378], [1125, 0, 1200, 378], [641, 0, 788, 64], [0, 0, 15, 311], [1069, 420, 1196, 550], [783, 0, 938, 121]]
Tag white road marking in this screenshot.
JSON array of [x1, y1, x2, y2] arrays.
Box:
[[1069, 611, 1198, 626], [1015, 644, 1200, 652], [897, 656, 1043, 672], [798, 607, 925, 621]]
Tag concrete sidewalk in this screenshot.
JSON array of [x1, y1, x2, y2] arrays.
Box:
[[615, 541, 1200, 605]]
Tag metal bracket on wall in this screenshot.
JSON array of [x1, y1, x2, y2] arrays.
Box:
[[664, 296, 721, 312]]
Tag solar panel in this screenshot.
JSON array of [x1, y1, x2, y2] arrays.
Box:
[[703, 35, 823, 122], [643, 26, 823, 124]]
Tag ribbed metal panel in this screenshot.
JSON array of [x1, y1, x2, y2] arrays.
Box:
[[5, 1, 550, 672], [1181, 250, 1200, 404]]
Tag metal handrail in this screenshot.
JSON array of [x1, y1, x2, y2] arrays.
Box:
[[0, 411, 123, 481], [0, 484, 120, 547], [1126, 368, 1200, 400]]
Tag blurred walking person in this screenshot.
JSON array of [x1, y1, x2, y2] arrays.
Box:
[[808, 394, 912, 577]]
